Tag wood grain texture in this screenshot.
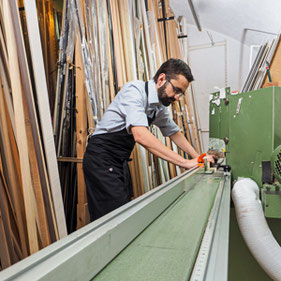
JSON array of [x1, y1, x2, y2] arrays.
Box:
[[109, 0, 127, 87], [23, 0, 67, 238], [22, 96, 51, 247], [262, 38, 281, 87], [5, 0, 39, 253], [75, 36, 89, 229], [0, 80, 28, 258], [9, 0, 60, 243]]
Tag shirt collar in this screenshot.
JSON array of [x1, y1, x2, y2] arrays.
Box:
[[147, 80, 160, 105]]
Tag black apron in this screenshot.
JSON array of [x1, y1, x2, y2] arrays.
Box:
[[83, 82, 155, 221]]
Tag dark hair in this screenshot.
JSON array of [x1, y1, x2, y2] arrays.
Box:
[[153, 58, 194, 83]]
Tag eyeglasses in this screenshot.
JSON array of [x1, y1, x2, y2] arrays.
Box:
[[166, 76, 185, 97]]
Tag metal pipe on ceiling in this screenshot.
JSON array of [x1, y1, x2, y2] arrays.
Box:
[[187, 0, 202, 31]]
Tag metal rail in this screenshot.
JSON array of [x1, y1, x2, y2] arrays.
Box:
[[190, 172, 231, 281]]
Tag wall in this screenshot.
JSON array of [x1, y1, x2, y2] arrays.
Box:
[[185, 24, 250, 151]]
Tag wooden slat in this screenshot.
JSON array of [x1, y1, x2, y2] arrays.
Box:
[[0, 163, 21, 265], [22, 96, 51, 248], [109, 0, 126, 88], [166, 138, 177, 179], [75, 36, 89, 229], [0, 22, 15, 136], [96, 0, 110, 111], [85, 94, 95, 134], [147, 0, 164, 66], [91, 0, 103, 118], [46, 1, 59, 111], [156, 2, 167, 61], [4, 0, 39, 254], [0, 153, 17, 224], [8, 0, 59, 243], [119, 0, 135, 81], [52, 0, 67, 136], [105, 0, 115, 102], [0, 210, 12, 269], [42, 0, 49, 88], [0, 11, 9, 70], [0, 80, 28, 258], [179, 98, 192, 144], [22, 0, 67, 238], [166, 9, 181, 58], [184, 88, 201, 153], [141, 0, 154, 77], [0, 168, 14, 267]]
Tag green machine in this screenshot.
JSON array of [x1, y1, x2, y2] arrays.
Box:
[[210, 86, 281, 281], [209, 86, 281, 218], [261, 145, 281, 218]]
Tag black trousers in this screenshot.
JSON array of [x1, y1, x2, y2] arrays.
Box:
[[83, 130, 135, 221]]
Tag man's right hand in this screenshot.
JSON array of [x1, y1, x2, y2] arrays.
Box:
[[183, 154, 215, 169], [183, 158, 198, 169]]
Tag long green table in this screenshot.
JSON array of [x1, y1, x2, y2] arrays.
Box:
[[0, 169, 230, 281], [93, 175, 223, 281]]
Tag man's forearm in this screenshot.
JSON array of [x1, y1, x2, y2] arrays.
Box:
[[169, 131, 199, 158], [131, 126, 197, 169]]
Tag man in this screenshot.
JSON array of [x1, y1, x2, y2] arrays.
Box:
[[83, 58, 214, 221]]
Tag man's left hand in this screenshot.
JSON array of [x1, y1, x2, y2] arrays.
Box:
[[204, 154, 215, 164]]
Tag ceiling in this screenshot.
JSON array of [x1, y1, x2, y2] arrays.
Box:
[[170, 0, 281, 46]]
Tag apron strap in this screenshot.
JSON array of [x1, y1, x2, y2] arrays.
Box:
[[145, 81, 156, 125], [145, 81, 149, 96]]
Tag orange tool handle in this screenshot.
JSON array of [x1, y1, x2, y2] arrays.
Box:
[[197, 153, 206, 167]]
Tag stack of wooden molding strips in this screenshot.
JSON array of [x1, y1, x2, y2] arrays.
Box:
[[53, 0, 75, 153], [75, 35, 90, 229], [166, 2, 201, 154], [0, 0, 68, 269], [84, 0, 104, 119], [144, 1, 176, 184], [53, 0, 91, 230], [33, 0, 59, 114], [0, 1, 204, 263], [23, 0, 67, 238], [241, 34, 280, 93], [65, 0, 201, 213]]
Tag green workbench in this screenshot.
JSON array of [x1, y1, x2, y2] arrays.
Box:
[[93, 175, 221, 281], [0, 169, 230, 281]]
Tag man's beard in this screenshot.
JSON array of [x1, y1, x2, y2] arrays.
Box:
[[158, 82, 175, 107]]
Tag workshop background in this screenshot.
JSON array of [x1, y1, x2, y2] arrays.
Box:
[[0, 0, 281, 280]]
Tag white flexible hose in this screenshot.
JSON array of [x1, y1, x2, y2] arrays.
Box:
[[232, 178, 281, 281]]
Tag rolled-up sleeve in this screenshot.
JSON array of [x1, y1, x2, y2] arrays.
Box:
[[153, 107, 179, 137], [120, 84, 149, 134]]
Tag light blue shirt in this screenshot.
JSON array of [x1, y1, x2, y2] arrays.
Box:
[[93, 80, 179, 137]]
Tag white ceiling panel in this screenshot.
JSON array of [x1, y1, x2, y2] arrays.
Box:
[[170, 0, 281, 45]]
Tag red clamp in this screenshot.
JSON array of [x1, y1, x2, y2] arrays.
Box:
[[197, 153, 206, 167]]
